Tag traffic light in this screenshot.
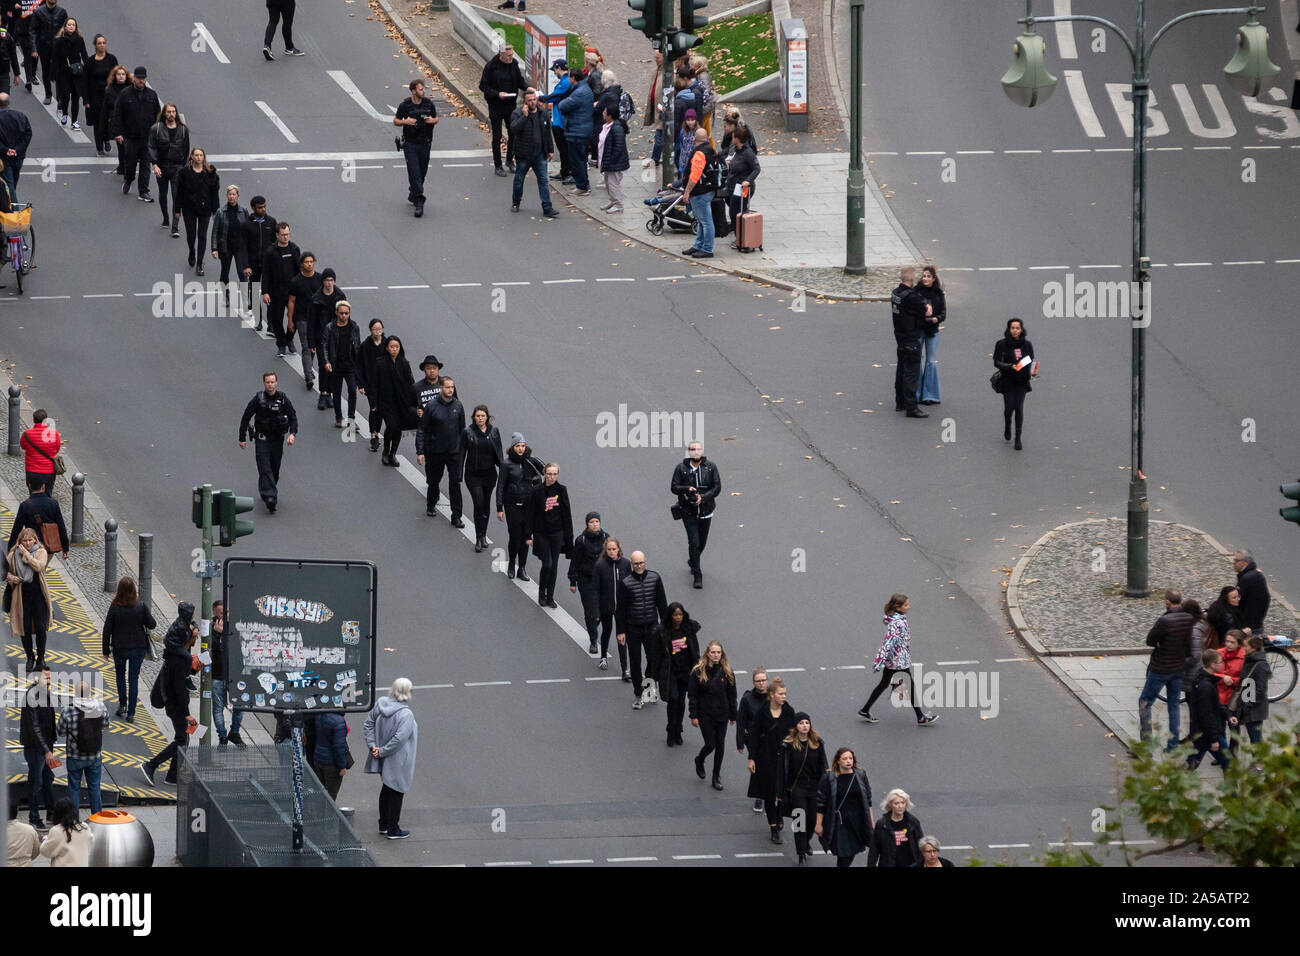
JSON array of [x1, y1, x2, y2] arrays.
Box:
[[192, 486, 204, 529], [666, 28, 702, 59], [628, 0, 663, 39], [1282, 481, 1300, 526], [681, 0, 708, 34], [216, 489, 255, 547]]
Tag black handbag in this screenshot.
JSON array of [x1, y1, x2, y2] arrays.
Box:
[[3, 581, 12, 613], [990, 369, 1005, 393], [670, 503, 683, 521]]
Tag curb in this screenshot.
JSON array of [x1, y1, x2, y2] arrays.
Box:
[[374, 0, 490, 123]]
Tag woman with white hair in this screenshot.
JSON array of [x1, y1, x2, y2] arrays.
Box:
[[914, 835, 954, 867], [364, 677, 419, 840], [867, 787, 925, 867]]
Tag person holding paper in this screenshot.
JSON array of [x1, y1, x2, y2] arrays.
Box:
[[141, 602, 199, 787], [992, 317, 1037, 450]]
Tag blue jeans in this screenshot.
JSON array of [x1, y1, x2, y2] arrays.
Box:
[[511, 153, 553, 212], [2, 156, 21, 202], [689, 191, 715, 254], [212, 678, 243, 739], [25, 749, 55, 824], [1137, 670, 1182, 747], [114, 647, 146, 717], [66, 755, 103, 815], [1187, 735, 1231, 771], [403, 141, 431, 203], [566, 137, 589, 190], [917, 332, 941, 402], [651, 129, 663, 164]]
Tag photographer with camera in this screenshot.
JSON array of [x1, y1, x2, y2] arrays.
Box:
[[671, 441, 720, 590], [394, 79, 438, 218]]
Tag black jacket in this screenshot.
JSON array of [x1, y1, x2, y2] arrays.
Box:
[[508, 104, 553, 161], [461, 423, 503, 476], [31, 1, 65, 45], [723, 143, 760, 195], [1236, 561, 1270, 633], [1205, 598, 1242, 646], [415, 394, 465, 456], [497, 448, 545, 509], [615, 568, 667, 632], [1233, 650, 1271, 724], [309, 287, 347, 350], [415, 374, 455, 412], [241, 213, 278, 279], [261, 241, 302, 300], [238, 389, 298, 441], [50, 31, 84, 79], [671, 457, 721, 518], [19, 680, 59, 755], [524, 481, 574, 556], [568, 528, 608, 584], [777, 738, 829, 798], [320, 318, 361, 370], [594, 553, 631, 618], [110, 83, 162, 141], [658, 616, 701, 683], [993, 335, 1035, 389], [719, 125, 760, 155], [147, 122, 190, 174], [374, 355, 418, 425], [7, 491, 68, 554], [356, 335, 387, 394], [177, 164, 219, 215], [0, 105, 32, 158], [687, 659, 737, 722], [211, 203, 249, 266], [158, 604, 195, 718], [1145, 606, 1194, 675], [102, 601, 157, 655], [735, 688, 767, 752], [890, 283, 927, 342], [1187, 670, 1226, 741], [815, 768, 873, 854], [99, 81, 129, 139], [396, 94, 437, 145], [868, 811, 924, 867], [598, 118, 629, 173], [917, 284, 946, 337], [479, 55, 527, 111]]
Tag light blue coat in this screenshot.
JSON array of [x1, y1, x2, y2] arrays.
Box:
[[363, 696, 418, 794]]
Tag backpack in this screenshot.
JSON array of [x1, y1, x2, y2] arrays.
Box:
[[618, 90, 635, 125], [700, 149, 725, 192], [149, 670, 166, 709], [75, 709, 104, 755]]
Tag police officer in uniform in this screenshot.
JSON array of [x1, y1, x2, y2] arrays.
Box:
[[891, 266, 929, 419], [394, 78, 438, 218], [238, 372, 299, 512]]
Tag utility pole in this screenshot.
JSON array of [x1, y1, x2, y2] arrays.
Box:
[[845, 0, 866, 274]]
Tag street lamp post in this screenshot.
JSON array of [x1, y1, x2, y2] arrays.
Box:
[[845, 0, 866, 275], [1001, 0, 1277, 598]]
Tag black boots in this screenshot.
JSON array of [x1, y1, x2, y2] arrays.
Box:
[[711, 775, 724, 791], [695, 754, 706, 779]]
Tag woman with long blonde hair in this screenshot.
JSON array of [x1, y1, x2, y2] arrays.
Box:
[[777, 711, 827, 864], [6, 526, 51, 671], [687, 639, 736, 790], [177, 147, 219, 275]]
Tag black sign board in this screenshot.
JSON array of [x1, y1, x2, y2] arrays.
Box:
[[222, 558, 377, 714]]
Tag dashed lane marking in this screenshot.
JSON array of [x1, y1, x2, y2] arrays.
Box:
[[328, 70, 390, 123], [462, 681, 512, 687], [193, 22, 230, 64], [254, 101, 299, 144]]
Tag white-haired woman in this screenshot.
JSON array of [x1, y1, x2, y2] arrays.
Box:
[[914, 835, 954, 867], [867, 788, 924, 867], [364, 677, 418, 840]]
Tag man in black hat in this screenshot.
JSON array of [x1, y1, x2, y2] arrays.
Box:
[[415, 354, 456, 415], [394, 79, 438, 218], [110, 66, 162, 201]]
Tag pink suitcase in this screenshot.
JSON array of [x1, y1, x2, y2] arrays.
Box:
[[735, 210, 763, 253]]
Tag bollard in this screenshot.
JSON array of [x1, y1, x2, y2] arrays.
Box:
[[138, 533, 153, 612], [102, 519, 118, 593], [70, 473, 85, 544], [6, 385, 20, 456]]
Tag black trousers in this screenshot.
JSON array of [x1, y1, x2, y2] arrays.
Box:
[[789, 783, 818, 857], [381, 410, 404, 459], [18, 33, 36, 85], [1002, 384, 1028, 437], [863, 666, 924, 720], [665, 672, 689, 736], [894, 338, 921, 412], [148, 712, 191, 783], [378, 783, 405, 831], [403, 141, 431, 203], [331, 367, 357, 422], [254, 436, 285, 505], [682, 514, 712, 574], [625, 625, 656, 697], [183, 210, 211, 263], [267, 295, 291, 348], [697, 715, 727, 777], [122, 137, 151, 196], [264, 0, 296, 48], [488, 107, 512, 169], [19, 596, 47, 665], [218, 250, 238, 285], [465, 469, 497, 537], [599, 613, 625, 664], [575, 575, 600, 645], [155, 169, 180, 221], [365, 393, 383, 438], [36, 40, 54, 97], [533, 530, 563, 597], [55, 70, 82, 121], [424, 453, 462, 517], [504, 501, 528, 571]]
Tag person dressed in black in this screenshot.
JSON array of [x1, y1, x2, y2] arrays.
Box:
[[262, 0, 303, 59], [414, 354, 454, 414], [50, 15, 84, 129], [238, 371, 298, 513], [415, 375, 465, 514], [688, 638, 736, 789], [394, 78, 437, 217], [815, 746, 874, 867], [658, 602, 701, 748], [374, 335, 418, 466], [1232, 549, 1270, 635], [735, 668, 769, 813], [19, 666, 58, 828], [891, 265, 928, 418], [992, 316, 1036, 450], [1186, 648, 1231, 773], [147, 101, 189, 232], [7, 476, 68, 557], [101, 576, 156, 721], [461, 404, 503, 552], [260, 221, 301, 355], [1204, 585, 1241, 649], [4, 2, 37, 96], [479, 43, 527, 175], [722, 124, 758, 243], [99, 64, 129, 174], [497, 434, 545, 581], [617, 550, 668, 708], [286, 251, 324, 387], [140, 604, 198, 786], [748, 675, 796, 843], [240, 195, 276, 328], [593, 535, 631, 674], [320, 299, 360, 427], [176, 147, 218, 276], [83, 34, 117, 155], [509, 86, 557, 216], [109, 66, 161, 201], [356, 318, 387, 453], [671, 439, 720, 590], [776, 712, 829, 864], [867, 788, 924, 867], [568, 512, 608, 654], [210, 184, 248, 306], [31, 0, 65, 105], [309, 269, 347, 409], [524, 462, 573, 609]]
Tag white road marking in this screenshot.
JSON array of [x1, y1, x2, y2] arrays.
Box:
[[462, 681, 512, 687], [442, 282, 482, 287], [1174, 262, 1212, 267], [36, 96, 91, 144], [1051, 148, 1091, 153], [864, 151, 898, 156], [1153, 146, 1182, 151], [1193, 145, 1231, 150], [945, 845, 975, 850], [410, 683, 455, 690], [987, 843, 1031, 849], [1028, 266, 1069, 271], [978, 266, 1018, 271], [349, 286, 381, 291], [83, 293, 124, 298], [547, 859, 594, 865], [1094, 147, 1130, 152], [1053, 0, 1078, 59], [193, 22, 230, 64], [608, 856, 658, 862], [1077, 264, 1122, 269], [955, 149, 994, 155], [1003, 149, 1042, 154], [443, 163, 483, 167], [255, 101, 300, 144], [491, 281, 530, 286], [1048, 841, 1093, 847], [933, 660, 979, 666], [30, 295, 71, 300], [542, 279, 585, 284], [994, 657, 1033, 663], [525, 678, 570, 684], [252, 166, 289, 171], [1241, 145, 1281, 150], [905, 150, 946, 155], [1222, 260, 1265, 265], [766, 667, 805, 673], [484, 860, 532, 867], [585, 676, 622, 681], [832, 664, 865, 670], [294, 166, 333, 170], [735, 852, 784, 858], [387, 284, 430, 289], [596, 277, 635, 282], [646, 275, 684, 281], [1275, 259, 1300, 264], [328, 70, 391, 122], [672, 854, 722, 860]]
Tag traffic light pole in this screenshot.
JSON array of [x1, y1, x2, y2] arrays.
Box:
[[661, 33, 675, 190], [199, 483, 214, 744], [845, 0, 866, 274]]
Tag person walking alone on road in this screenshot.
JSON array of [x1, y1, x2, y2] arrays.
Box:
[[262, 0, 304, 60], [658, 601, 701, 748], [356, 318, 387, 452], [313, 711, 350, 801], [50, 16, 84, 129], [497, 434, 545, 582], [748, 674, 796, 843], [238, 371, 298, 513], [776, 712, 828, 865], [593, 535, 631, 674], [321, 300, 361, 427], [867, 788, 924, 868], [736, 668, 769, 813], [617, 550, 668, 708], [479, 42, 527, 176], [415, 375, 465, 507], [177, 147, 218, 275], [364, 677, 419, 839], [597, 104, 627, 214], [7, 527, 51, 672], [101, 576, 156, 721], [815, 746, 874, 867], [98, 65, 128, 174], [524, 462, 573, 609], [1137, 588, 1193, 751], [462, 404, 503, 552], [395, 78, 437, 218], [261, 221, 301, 355], [891, 266, 928, 418], [859, 593, 938, 726], [509, 87, 558, 217], [992, 317, 1036, 449], [211, 184, 248, 306], [568, 512, 608, 654], [688, 639, 736, 789], [286, 251, 323, 383], [58, 680, 105, 816], [83, 34, 117, 155], [915, 265, 945, 405], [140, 603, 199, 786], [671, 439, 720, 590], [375, 335, 418, 467], [148, 103, 189, 226]]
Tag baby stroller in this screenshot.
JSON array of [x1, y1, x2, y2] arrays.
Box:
[[644, 188, 697, 236]]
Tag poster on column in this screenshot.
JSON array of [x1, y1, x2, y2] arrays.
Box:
[[786, 38, 807, 115], [222, 557, 377, 714]]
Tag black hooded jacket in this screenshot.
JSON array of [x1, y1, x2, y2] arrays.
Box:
[[159, 602, 195, 718], [497, 447, 546, 510], [568, 527, 609, 584], [1235, 560, 1270, 633]]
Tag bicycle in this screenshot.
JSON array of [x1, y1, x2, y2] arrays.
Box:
[[1156, 631, 1297, 705], [0, 201, 36, 295]]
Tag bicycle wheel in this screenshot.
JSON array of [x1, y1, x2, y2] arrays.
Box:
[[1265, 646, 1297, 702], [23, 226, 34, 272]]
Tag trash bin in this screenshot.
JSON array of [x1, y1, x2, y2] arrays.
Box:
[[87, 809, 155, 868]]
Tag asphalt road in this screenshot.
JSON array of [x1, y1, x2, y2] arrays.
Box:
[[4, 0, 1292, 867]]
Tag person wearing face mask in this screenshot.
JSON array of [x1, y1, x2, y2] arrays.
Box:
[[671, 440, 720, 590], [568, 512, 609, 655], [497, 435, 546, 582], [658, 602, 701, 748], [593, 535, 631, 674], [524, 463, 573, 609]]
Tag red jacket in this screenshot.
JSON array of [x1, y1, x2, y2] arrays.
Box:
[[20, 424, 60, 475], [1215, 646, 1244, 707]]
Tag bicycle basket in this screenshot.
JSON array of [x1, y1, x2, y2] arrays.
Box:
[[0, 204, 31, 236]]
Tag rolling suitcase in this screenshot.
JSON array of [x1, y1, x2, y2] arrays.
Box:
[[711, 196, 729, 238], [735, 209, 763, 253]]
